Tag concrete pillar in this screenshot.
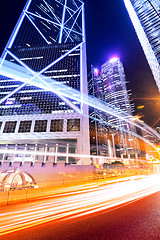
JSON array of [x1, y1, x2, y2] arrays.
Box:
[[135, 153, 138, 165], [2, 144, 8, 163], [78, 41, 90, 165], [44, 144, 48, 164], [108, 139, 113, 158], [12, 144, 18, 161], [112, 134, 116, 159], [23, 144, 27, 163], [66, 143, 69, 164], [34, 144, 37, 162], [128, 154, 131, 165], [121, 154, 124, 164], [55, 144, 58, 164]]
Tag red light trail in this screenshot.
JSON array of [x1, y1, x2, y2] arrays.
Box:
[[0, 175, 160, 236]]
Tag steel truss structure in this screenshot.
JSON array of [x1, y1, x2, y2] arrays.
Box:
[[0, 0, 90, 165], [0, 0, 87, 113]]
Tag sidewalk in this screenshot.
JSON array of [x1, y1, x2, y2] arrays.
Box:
[[0, 174, 148, 207]]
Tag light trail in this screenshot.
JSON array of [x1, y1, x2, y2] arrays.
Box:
[[0, 58, 155, 132], [152, 116, 160, 127], [0, 175, 160, 236], [133, 98, 160, 100], [1, 58, 160, 155]]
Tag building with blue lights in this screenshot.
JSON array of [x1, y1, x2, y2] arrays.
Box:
[[88, 57, 138, 158], [101, 57, 133, 126], [101, 57, 137, 157], [0, 0, 90, 165], [88, 66, 108, 156], [123, 0, 160, 91]]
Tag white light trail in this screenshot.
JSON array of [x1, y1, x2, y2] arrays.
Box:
[[0, 175, 160, 236], [0, 58, 160, 154]]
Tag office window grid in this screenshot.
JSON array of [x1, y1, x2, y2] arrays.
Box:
[[123, 0, 160, 91], [131, 0, 160, 62], [3, 121, 17, 133], [18, 121, 32, 133], [67, 119, 80, 131], [10, 0, 82, 48], [0, 43, 80, 116], [0, 119, 81, 133], [50, 119, 63, 132], [34, 120, 47, 132]]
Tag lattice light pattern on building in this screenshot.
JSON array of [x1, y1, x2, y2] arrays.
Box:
[[0, 0, 87, 115], [0, 0, 90, 165], [0, 0, 87, 114]]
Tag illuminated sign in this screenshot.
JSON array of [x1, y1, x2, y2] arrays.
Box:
[[5, 100, 14, 105]]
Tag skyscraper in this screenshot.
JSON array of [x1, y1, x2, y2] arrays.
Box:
[[88, 67, 108, 156], [88, 57, 137, 158], [0, 0, 90, 165], [101, 57, 136, 156], [101, 57, 133, 127], [123, 0, 160, 91]]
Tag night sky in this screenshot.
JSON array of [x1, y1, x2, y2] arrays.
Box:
[[0, 0, 159, 127]]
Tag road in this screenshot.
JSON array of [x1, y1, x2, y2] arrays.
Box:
[[1, 175, 160, 240]]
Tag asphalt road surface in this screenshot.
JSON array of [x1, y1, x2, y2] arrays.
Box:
[[1, 176, 160, 240]]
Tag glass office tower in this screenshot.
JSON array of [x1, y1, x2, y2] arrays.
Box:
[[101, 57, 138, 157], [88, 58, 138, 158], [88, 67, 108, 156], [101, 57, 133, 126], [123, 0, 160, 91], [0, 0, 90, 165]]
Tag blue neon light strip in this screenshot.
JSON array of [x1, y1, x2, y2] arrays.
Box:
[[0, 58, 159, 143]]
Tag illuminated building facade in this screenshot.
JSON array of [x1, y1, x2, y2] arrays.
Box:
[[101, 57, 133, 126], [88, 67, 108, 156], [88, 57, 138, 158], [88, 58, 135, 157], [123, 0, 160, 91], [101, 57, 136, 157], [0, 0, 90, 165]]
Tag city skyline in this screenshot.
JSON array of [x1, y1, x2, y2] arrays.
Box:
[[0, 0, 159, 127], [0, 2, 160, 239]]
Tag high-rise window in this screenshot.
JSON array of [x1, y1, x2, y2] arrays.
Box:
[[50, 119, 63, 132], [0, 44, 80, 117], [123, 0, 160, 91], [34, 120, 47, 132], [3, 121, 17, 133], [18, 121, 32, 133], [67, 119, 80, 131]]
